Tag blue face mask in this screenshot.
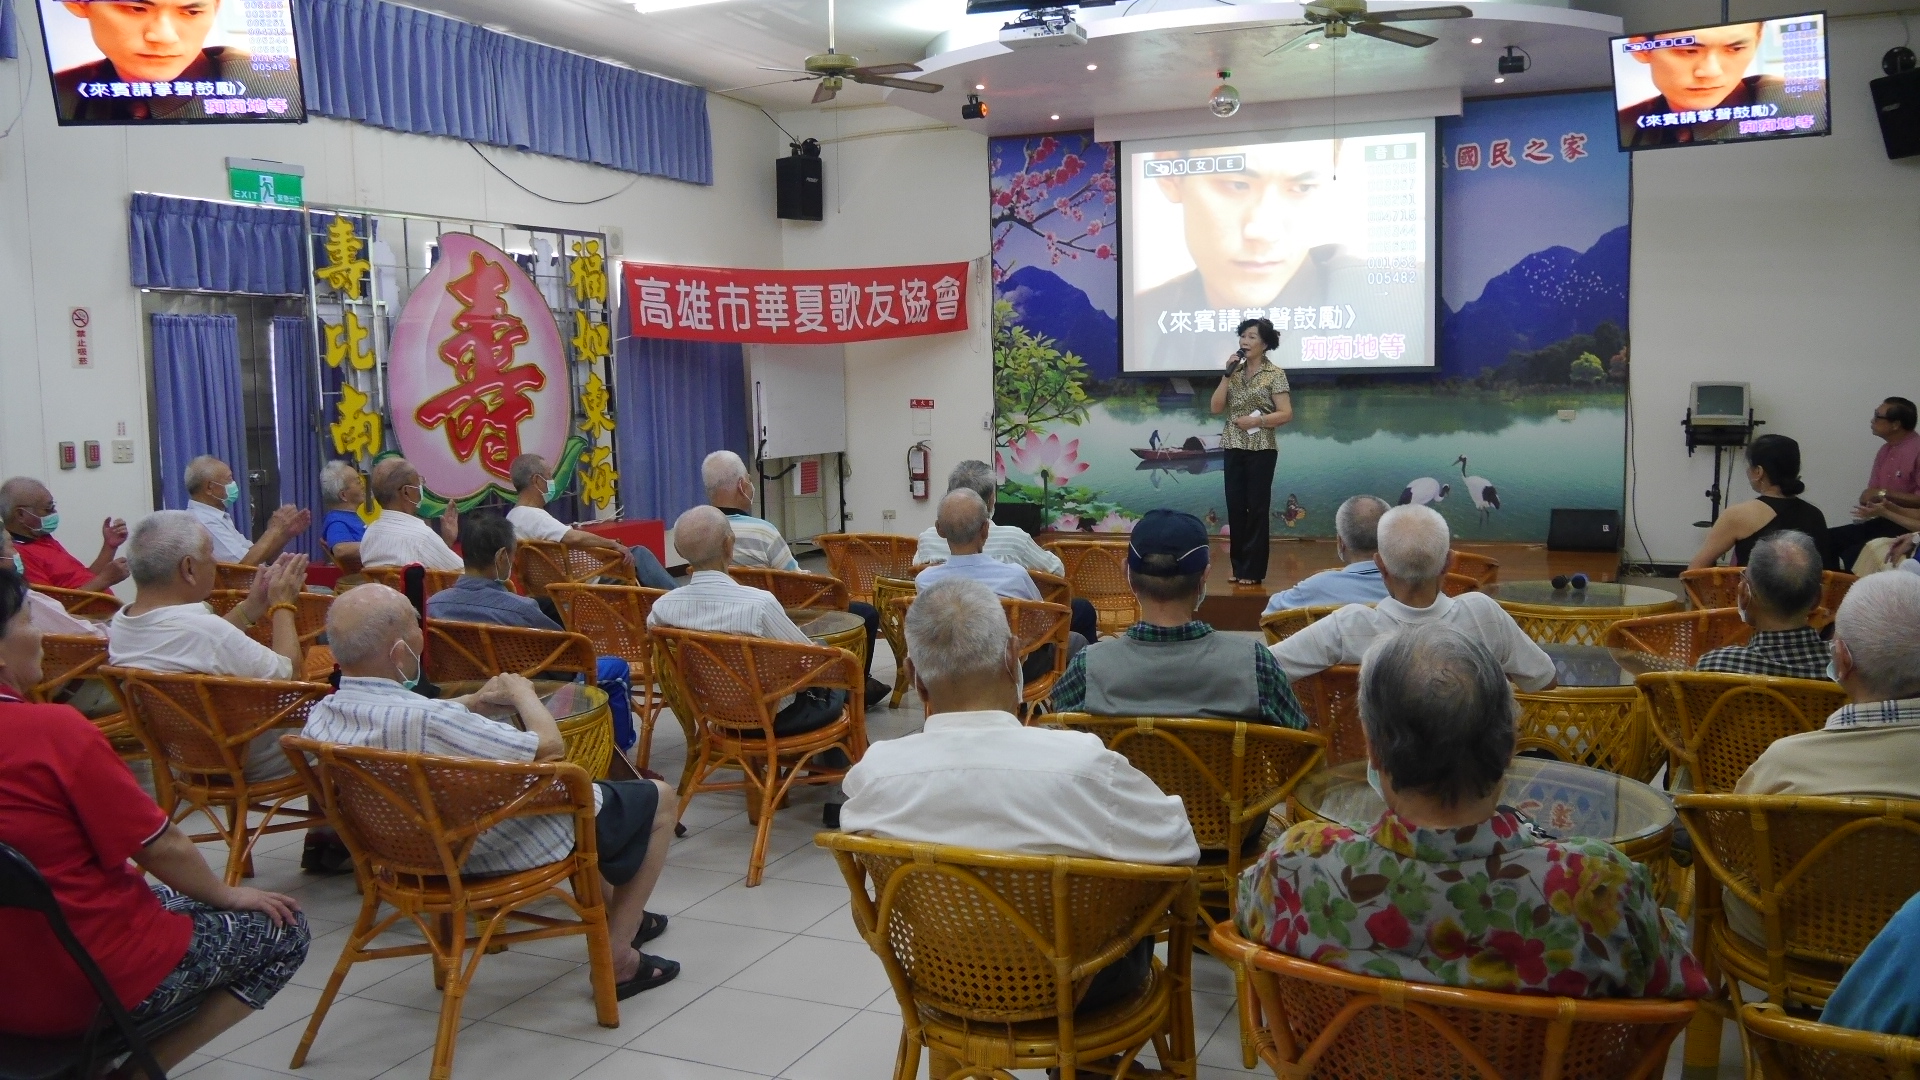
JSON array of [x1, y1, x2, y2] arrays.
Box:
[[222, 481, 241, 507], [1826, 656, 1840, 683], [543, 476, 564, 503], [1366, 761, 1387, 802], [9, 554, 22, 575], [396, 640, 423, 692], [32, 510, 59, 535]]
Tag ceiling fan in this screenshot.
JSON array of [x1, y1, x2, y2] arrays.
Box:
[[1198, 1, 1474, 57], [721, 0, 944, 103]]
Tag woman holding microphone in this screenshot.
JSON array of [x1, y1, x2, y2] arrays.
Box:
[[1210, 317, 1293, 585]]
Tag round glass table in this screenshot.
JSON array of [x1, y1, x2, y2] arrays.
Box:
[[788, 608, 869, 669], [444, 679, 613, 779], [1513, 643, 1665, 783], [1486, 580, 1683, 646]]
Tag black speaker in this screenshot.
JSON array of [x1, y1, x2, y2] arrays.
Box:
[[993, 501, 1044, 537], [1548, 508, 1622, 553], [776, 153, 823, 221], [1870, 69, 1920, 160]]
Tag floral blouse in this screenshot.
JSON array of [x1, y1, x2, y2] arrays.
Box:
[[1235, 809, 1708, 1000], [1219, 362, 1289, 452]]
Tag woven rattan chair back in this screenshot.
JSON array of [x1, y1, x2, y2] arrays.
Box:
[[1637, 672, 1847, 793], [1817, 571, 1856, 627], [1211, 924, 1695, 1080], [1603, 608, 1752, 669], [1681, 567, 1743, 612], [651, 628, 857, 736], [727, 567, 850, 611], [356, 565, 463, 599], [514, 539, 635, 600], [30, 634, 142, 758], [1030, 570, 1073, 606], [206, 589, 332, 650], [1043, 538, 1140, 637], [1440, 572, 1481, 597], [1741, 1002, 1920, 1080], [1446, 550, 1501, 585], [874, 576, 919, 707], [817, 831, 1197, 1080], [30, 583, 122, 619], [422, 620, 598, 685], [816, 533, 920, 605], [1260, 603, 1345, 647], [214, 562, 258, 590], [1004, 598, 1072, 714], [1289, 665, 1365, 765], [546, 582, 668, 769]]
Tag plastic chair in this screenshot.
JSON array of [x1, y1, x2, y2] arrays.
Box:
[[1043, 538, 1140, 637], [815, 533, 920, 606], [1636, 672, 1847, 793], [1210, 923, 1695, 1080], [1602, 608, 1753, 669], [280, 737, 618, 1080], [1288, 665, 1364, 766], [1447, 549, 1501, 585], [513, 539, 635, 600], [28, 584, 121, 620], [1030, 570, 1074, 606], [100, 668, 330, 886], [652, 627, 866, 886], [1259, 603, 1344, 647], [873, 576, 920, 708], [0, 842, 203, 1080], [546, 583, 668, 770], [726, 567, 850, 611], [1003, 598, 1072, 718], [1740, 1001, 1920, 1079], [817, 832, 1198, 1080]]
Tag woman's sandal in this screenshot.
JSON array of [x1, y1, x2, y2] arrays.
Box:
[[633, 911, 668, 947], [615, 953, 681, 999]]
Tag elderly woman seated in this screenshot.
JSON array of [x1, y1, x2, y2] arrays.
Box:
[[1235, 623, 1707, 999]]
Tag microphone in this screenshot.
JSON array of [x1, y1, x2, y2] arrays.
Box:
[[1227, 347, 1247, 377]]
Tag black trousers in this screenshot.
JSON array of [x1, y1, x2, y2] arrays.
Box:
[[1827, 518, 1906, 572], [1224, 448, 1277, 582]]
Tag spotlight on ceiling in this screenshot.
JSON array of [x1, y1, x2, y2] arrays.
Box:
[[1208, 70, 1240, 118], [1498, 46, 1530, 75], [962, 93, 989, 119], [1051, 113, 1061, 120], [975, 83, 986, 90], [1086, 63, 1098, 70], [1470, 36, 1483, 44], [1306, 41, 1321, 49], [1493, 76, 1505, 83]]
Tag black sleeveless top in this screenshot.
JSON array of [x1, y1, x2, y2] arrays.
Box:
[[1732, 495, 1831, 567]]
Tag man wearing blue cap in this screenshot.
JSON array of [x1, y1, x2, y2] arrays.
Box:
[[1052, 509, 1306, 728]]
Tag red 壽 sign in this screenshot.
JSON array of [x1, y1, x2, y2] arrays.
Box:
[[623, 261, 970, 344]]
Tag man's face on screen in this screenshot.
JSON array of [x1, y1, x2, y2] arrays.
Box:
[[61, 0, 221, 83], [1633, 23, 1763, 112], [1158, 141, 1336, 308]]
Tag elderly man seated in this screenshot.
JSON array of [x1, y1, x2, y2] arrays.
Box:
[[1264, 495, 1390, 615], [0, 565, 311, 1065], [913, 460, 1097, 642], [1054, 509, 1305, 729], [182, 455, 310, 566], [1695, 530, 1830, 680], [2, 475, 128, 592], [319, 460, 367, 569], [505, 453, 677, 591], [841, 578, 1199, 1013], [1, 528, 117, 720], [108, 511, 308, 781], [358, 458, 462, 571], [302, 585, 680, 996], [915, 489, 1087, 682], [1270, 504, 1555, 691], [1237, 623, 1706, 998]]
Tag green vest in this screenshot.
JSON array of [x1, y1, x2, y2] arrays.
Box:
[[1080, 631, 1264, 721]]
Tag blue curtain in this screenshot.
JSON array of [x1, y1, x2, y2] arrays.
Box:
[[614, 335, 749, 525], [1, 0, 17, 60], [151, 314, 253, 533], [295, 0, 712, 184], [129, 194, 307, 294], [271, 316, 325, 557]]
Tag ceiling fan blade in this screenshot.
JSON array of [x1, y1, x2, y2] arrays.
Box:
[[853, 74, 944, 93], [716, 76, 816, 93], [811, 80, 838, 104], [1264, 27, 1325, 57], [757, 66, 816, 74], [850, 61, 922, 76], [1193, 19, 1309, 36], [1367, 4, 1474, 23], [1352, 21, 1437, 47]]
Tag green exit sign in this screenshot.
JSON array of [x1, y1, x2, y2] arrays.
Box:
[[227, 157, 304, 207]]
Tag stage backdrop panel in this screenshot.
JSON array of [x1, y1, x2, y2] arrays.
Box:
[[988, 92, 1628, 544]]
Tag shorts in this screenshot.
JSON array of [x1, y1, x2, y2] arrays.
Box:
[[593, 779, 662, 886], [129, 885, 311, 1020]]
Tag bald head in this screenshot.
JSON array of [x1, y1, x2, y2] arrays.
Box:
[[328, 584, 422, 675], [935, 489, 991, 555], [370, 458, 419, 506], [673, 505, 735, 570]]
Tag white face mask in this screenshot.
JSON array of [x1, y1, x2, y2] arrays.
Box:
[[394, 639, 423, 691]]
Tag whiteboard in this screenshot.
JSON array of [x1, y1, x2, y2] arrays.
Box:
[[750, 344, 848, 459]]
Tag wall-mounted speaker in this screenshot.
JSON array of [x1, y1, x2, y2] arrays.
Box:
[[1870, 69, 1920, 161], [776, 140, 824, 221]]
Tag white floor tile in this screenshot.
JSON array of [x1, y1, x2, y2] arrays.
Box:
[[576, 1048, 771, 1080], [644, 866, 746, 916], [354, 948, 580, 1021], [645, 917, 794, 984], [677, 878, 851, 933], [197, 984, 323, 1058], [779, 1009, 927, 1080], [287, 923, 432, 998], [635, 986, 857, 1076], [721, 935, 892, 1009], [759, 843, 851, 887], [484, 966, 697, 1048], [227, 996, 440, 1080], [798, 903, 864, 943], [171, 1058, 306, 1080], [380, 1017, 617, 1080]]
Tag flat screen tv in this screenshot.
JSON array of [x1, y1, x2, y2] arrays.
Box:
[[37, 0, 306, 125], [1610, 12, 1828, 152]]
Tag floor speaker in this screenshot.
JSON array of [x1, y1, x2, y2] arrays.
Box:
[[1548, 509, 1622, 552], [1871, 69, 1920, 160], [776, 155, 823, 221]]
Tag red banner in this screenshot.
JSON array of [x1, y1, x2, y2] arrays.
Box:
[[622, 261, 970, 344]]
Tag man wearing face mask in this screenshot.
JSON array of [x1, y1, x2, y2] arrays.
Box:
[[182, 455, 311, 566], [1694, 531, 1829, 681], [0, 476, 129, 592], [357, 457, 463, 571], [505, 453, 677, 591]]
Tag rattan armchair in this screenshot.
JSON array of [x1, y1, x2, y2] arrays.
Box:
[[816, 532, 920, 606], [727, 566, 850, 611], [1636, 672, 1847, 793], [206, 589, 332, 650], [280, 736, 618, 1080], [358, 565, 462, 600], [1210, 924, 1695, 1080], [652, 627, 866, 885], [874, 575, 920, 708], [1603, 608, 1753, 669], [514, 538, 636, 599], [1681, 568, 1856, 629], [1288, 664, 1364, 766], [1005, 598, 1072, 718], [30, 634, 143, 765], [1741, 1002, 1920, 1079], [213, 562, 259, 590], [1031, 570, 1074, 606], [1447, 549, 1501, 585], [30, 583, 121, 619], [1440, 572, 1481, 597], [817, 832, 1198, 1080], [101, 667, 330, 884], [1259, 603, 1344, 647], [422, 619, 599, 684], [546, 583, 668, 770], [1043, 538, 1140, 637]]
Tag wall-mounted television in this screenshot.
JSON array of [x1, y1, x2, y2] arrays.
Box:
[[1610, 12, 1828, 152], [37, 0, 306, 125]]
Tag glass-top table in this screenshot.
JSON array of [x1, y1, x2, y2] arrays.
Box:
[[444, 679, 613, 778], [1521, 644, 1666, 782], [1487, 580, 1684, 647]]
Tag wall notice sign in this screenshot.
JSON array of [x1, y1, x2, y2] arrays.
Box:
[[70, 307, 91, 367], [910, 399, 935, 409], [911, 397, 934, 436], [226, 157, 305, 207]]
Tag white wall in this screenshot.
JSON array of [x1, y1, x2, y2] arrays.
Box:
[[775, 104, 992, 542], [1624, 13, 1920, 564]]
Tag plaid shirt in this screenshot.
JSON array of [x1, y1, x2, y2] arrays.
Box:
[[1052, 621, 1307, 729], [1695, 627, 1831, 682], [1825, 696, 1920, 731]]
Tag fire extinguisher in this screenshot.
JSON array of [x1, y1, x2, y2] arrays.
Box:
[[907, 442, 932, 499]]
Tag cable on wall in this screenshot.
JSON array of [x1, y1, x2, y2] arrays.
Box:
[[467, 142, 642, 205]]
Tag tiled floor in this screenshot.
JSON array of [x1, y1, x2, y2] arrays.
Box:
[[171, 632, 1746, 1080]]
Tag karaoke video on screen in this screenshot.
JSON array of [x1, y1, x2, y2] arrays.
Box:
[[1122, 126, 1433, 374], [38, 0, 306, 125], [1611, 13, 1828, 151]]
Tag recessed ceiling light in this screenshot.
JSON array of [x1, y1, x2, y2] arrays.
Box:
[[1470, 36, 1483, 44], [975, 83, 986, 90], [1051, 113, 1061, 120], [1086, 63, 1097, 70], [1306, 41, 1321, 49], [1493, 76, 1505, 83]]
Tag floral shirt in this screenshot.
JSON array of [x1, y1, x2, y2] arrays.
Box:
[[1219, 362, 1288, 452], [1235, 809, 1708, 999]]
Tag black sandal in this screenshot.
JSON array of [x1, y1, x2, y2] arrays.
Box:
[[615, 953, 680, 999], [632, 911, 668, 947]]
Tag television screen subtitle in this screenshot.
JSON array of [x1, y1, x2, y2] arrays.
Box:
[[77, 79, 256, 99], [1633, 102, 1814, 129], [1154, 305, 1358, 335]]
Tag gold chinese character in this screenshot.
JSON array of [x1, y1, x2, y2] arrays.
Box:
[[579, 371, 615, 440], [580, 445, 617, 509], [316, 217, 371, 300], [330, 383, 383, 458], [568, 239, 607, 305], [323, 310, 374, 370], [572, 310, 610, 364]]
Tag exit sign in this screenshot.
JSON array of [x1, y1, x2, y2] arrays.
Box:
[[227, 157, 304, 208]]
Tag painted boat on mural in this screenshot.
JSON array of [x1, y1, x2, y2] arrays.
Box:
[[1131, 435, 1223, 462]]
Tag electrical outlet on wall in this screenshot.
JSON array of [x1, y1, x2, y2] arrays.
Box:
[[881, 509, 896, 521], [111, 440, 136, 463]]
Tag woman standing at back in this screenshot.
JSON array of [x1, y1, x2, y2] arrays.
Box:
[[1689, 434, 1833, 568]]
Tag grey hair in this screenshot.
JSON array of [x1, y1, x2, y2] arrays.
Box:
[[0, 477, 46, 520], [946, 460, 997, 505], [1359, 623, 1516, 807], [320, 460, 361, 505], [127, 510, 213, 586], [934, 489, 990, 543], [1375, 504, 1451, 586], [508, 453, 548, 494], [672, 505, 732, 565], [184, 454, 227, 494], [1834, 572, 1920, 699], [369, 458, 417, 504], [905, 580, 1012, 689], [1335, 495, 1390, 556], [326, 584, 418, 667], [1745, 531, 1823, 618], [702, 450, 748, 495]]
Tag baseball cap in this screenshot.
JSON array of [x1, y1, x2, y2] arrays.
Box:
[[1127, 509, 1211, 576]]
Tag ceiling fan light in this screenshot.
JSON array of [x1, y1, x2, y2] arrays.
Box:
[[1306, 40, 1321, 49], [1470, 36, 1483, 44]]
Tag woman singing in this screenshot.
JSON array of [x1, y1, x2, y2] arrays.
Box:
[[1210, 318, 1293, 585]]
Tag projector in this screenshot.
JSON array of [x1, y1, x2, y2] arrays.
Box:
[[1000, 8, 1088, 48]]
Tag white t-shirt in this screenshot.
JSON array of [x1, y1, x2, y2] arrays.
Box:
[[27, 589, 108, 638], [360, 510, 463, 571], [506, 505, 570, 544], [189, 500, 253, 563], [109, 601, 296, 780], [1269, 590, 1557, 692]]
